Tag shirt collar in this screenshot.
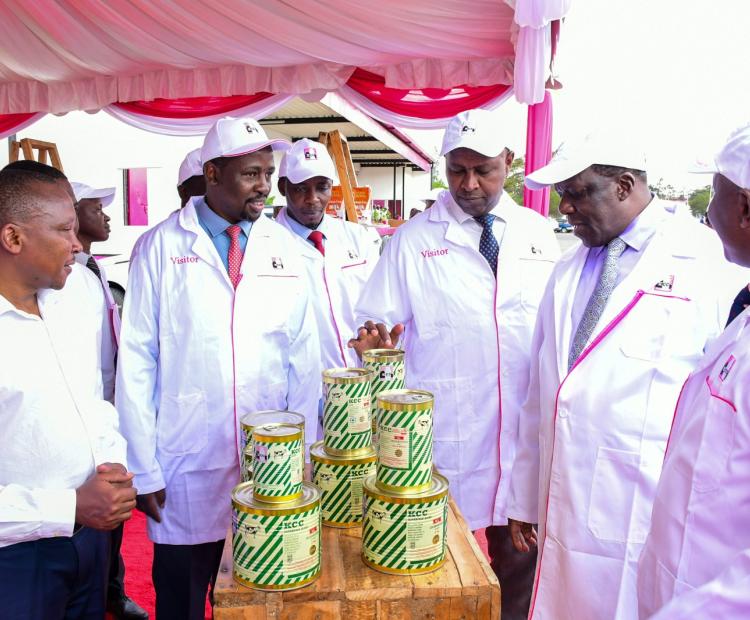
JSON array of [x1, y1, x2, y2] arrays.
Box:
[[195, 196, 252, 238], [445, 191, 512, 226], [282, 207, 329, 240], [618, 195, 663, 252]]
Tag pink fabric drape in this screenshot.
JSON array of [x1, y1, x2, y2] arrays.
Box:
[[0, 112, 45, 140], [524, 90, 553, 215], [113, 95, 275, 118]]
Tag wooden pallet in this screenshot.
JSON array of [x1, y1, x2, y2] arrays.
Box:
[[214, 499, 500, 619]]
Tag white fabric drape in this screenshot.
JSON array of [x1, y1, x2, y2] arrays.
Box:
[[102, 95, 294, 136], [0, 0, 571, 114]]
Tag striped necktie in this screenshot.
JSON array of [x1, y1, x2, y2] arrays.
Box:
[[474, 214, 499, 277]]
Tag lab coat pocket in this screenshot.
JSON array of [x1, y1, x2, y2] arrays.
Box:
[[689, 378, 736, 493], [519, 257, 555, 312], [157, 392, 208, 455], [418, 377, 471, 443], [588, 447, 645, 543], [619, 303, 670, 361]]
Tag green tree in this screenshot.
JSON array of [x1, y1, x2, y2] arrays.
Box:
[[431, 164, 447, 190], [649, 177, 686, 201], [688, 185, 711, 217]]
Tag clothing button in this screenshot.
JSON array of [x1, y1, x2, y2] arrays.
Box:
[[558, 408, 569, 419]]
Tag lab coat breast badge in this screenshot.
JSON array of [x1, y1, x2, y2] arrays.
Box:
[[653, 275, 674, 292], [271, 257, 284, 270], [719, 355, 736, 382]]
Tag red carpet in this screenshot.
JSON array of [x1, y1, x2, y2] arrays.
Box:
[[113, 510, 211, 620], [116, 510, 489, 619]]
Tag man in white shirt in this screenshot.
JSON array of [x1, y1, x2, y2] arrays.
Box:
[[116, 117, 320, 620], [506, 133, 741, 619], [275, 138, 381, 371], [0, 167, 135, 619], [637, 124, 750, 619], [349, 109, 559, 619]]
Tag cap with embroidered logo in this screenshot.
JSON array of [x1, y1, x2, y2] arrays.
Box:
[[279, 138, 337, 183], [201, 117, 290, 164], [440, 109, 510, 158], [70, 182, 116, 207]]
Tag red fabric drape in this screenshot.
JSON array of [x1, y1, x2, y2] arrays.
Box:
[[0, 112, 40, 139], [113, 94, 275, 118], [524, 90, 553, 215], [345, 69, 512, 120]]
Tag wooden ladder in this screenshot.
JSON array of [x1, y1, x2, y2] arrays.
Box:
[[9, 138, 64, 172], [318, 129, 358, 222]]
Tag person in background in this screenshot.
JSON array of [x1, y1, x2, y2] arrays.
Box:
[[637, 123, 750, 619], [349, 109, 560, 620], [727, 282, 750, 325], [276, 138, 381, 370], [177, 148, 205, 208], [506, 131, 743, 619], [72, 181, 148, 620], [0, 167, 135, 619], [116, 117, 320, 620]]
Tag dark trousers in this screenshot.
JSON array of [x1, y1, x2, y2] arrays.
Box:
[[153, 540, 225, 620], [107, 523, 126, 603], [0, 527, 110, 620], [485, 525, 538, 620]]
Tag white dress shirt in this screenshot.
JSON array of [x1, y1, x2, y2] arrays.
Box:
[[0, 265, 127, 548], [444, 191, 510, 249]]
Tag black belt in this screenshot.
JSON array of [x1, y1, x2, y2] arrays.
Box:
[[72, 522, 84, 535]]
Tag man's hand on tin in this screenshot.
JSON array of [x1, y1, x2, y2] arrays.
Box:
[[347, 321, 404, 359]]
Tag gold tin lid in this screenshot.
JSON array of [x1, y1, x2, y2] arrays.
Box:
[[362, 349, 405, 363], [252, 423, 302, 443], [232, 481, 320, 516], [377, 389, 434, 411], [240, 410, 305, 430], [310, 441, 376, 466], [363, 473, 448, 504], [322, 367, 373, 384]]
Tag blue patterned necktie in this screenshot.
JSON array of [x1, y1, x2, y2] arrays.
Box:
[[568, 237, 627, 370], [474, 213, 499, 277]]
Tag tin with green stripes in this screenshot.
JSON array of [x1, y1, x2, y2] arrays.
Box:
[[310, 441, 376, 528], [232, 482, 321, 591], [362, 473, 449, 575], [376, 389, 434, 492], [363, 349, 405, 448], [322, 368, 373, 456], [252, 424, 303, 503], [239, 411, 305, 483]]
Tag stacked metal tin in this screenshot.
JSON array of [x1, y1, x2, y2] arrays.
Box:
[[362, 378, 450, 575], [231, 411, 322, 591], [312, 368, 377, 527]]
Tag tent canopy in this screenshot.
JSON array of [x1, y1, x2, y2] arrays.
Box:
[[0, 0, 569, 115]]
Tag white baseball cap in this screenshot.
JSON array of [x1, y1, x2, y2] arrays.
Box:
[[279, 138, 337, 183], [177, 148, 203, 185], [440, 109, 509, 158], [690, 123, 750, 190], [71, 182, 115, 207], [201, 117, 290, 164], [525, 131, 647, 190]]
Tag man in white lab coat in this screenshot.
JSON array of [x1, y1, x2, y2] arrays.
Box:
[[0, 167, 135, 619], [275, 138, 381, 370], [116, 117, 321, 620], [350, 109, 559, 619], [506, 133, 741, 619], [637, 124, 750, 619], [72, 180, 147, 620]]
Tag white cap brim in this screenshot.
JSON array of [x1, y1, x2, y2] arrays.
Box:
[[525, 158, 591, 190], [72, 183, 116, 207], [221, 139, 291, 158], [688, 158, 720, 175]]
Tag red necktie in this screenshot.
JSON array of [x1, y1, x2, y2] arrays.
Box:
[[226, 225, 243, 288], [308, 230, 325, 256]]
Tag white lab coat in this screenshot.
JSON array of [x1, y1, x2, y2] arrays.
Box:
[[116, 197, 321, 545], [276, 208, 381, 369], [637, 307, 750, 619], [507, 202, 739, 619], [75, 253, 119, 402], [355, 190, 559, 529]]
